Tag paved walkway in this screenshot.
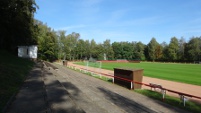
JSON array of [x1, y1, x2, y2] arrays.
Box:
[[6, 63, 48, 113], [6, 62, 189, 113]]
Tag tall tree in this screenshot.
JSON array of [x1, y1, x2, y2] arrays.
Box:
[[37, 22, 58, 61], [134, 41, 145, 60], [187, 37, 201, 61], [112, 42, 123, 59], [57, 30, 67, 60], [0, 0, 38, 53], [155, 44, 163, 60], [167, 37, 179, 61], [147, 38, 159, 61], [112, 42, 134, 60], [90, 39, 97, 58], [178, 37, 186, 61], [122, 42, 134, 60], [161, 41, 168, 61], [84, 40, 90, 59], [65, 32, 80, 60], [102, 39, 114, 60], [76, 39, 85, 60]]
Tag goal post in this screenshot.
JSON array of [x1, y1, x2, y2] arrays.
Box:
[[84, 60, 102, 76]]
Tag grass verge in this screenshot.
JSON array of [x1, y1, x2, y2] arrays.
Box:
[[0, 50, 34, 112], [135, 89, 201, 113]]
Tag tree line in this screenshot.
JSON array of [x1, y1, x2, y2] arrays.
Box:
[[1, 1, 201, 62], [0, 0, 38, 53], [36, 21, 201, 62]]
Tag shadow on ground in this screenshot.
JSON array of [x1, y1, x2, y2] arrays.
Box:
[[6, 68, 46, 113], [98, 87, 158, 113], [6, 63, 85, 113], [43, 68, 85, 113]]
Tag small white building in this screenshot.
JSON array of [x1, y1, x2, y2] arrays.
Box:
[[18, 45, 38, 59]]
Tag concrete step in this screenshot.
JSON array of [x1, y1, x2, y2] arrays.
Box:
[[54, 66, 126, 113], [42, 68, 84, 113]]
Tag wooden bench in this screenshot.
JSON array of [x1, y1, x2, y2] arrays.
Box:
[[149, 83, 162, 90], [149, 83, 166, 100]]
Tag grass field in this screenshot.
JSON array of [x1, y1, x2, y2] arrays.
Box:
[[75, 62, 201, 86], [0, 50, 34, 112], [70, 62, 201, 113]]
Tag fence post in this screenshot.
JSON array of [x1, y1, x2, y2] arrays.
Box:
[[131, 82, 133, 89], [162, 89, 166, 101]]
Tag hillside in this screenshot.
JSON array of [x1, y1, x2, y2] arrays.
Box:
[[0, 50, 34, 112]]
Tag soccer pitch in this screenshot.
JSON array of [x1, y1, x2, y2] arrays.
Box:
[[75, 62, 201, 86]]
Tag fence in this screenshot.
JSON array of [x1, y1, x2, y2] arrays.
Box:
[[66, 64, 201, 106]]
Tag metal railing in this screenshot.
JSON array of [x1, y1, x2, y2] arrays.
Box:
[[67, 64, 201, 106]]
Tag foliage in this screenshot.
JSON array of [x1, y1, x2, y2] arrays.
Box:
[[168, 37, 179, 61], [0, 0, 38, 53], [35, 21, 201, 62], [103, 39, 114, 60], [37, 27, 201, 62], [36, 20, 58, 61], [187, 37, 201, 61], [1, 0, 201, 63], [147, 38, 160, 61], [134, 42, 145, 60], [178, 37, 186, 60]]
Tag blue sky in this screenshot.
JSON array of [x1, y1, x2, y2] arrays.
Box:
[[34, 0, 201, 44]]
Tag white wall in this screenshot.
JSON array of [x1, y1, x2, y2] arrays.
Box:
[[18, 45, 38, 59], [28, 46, 37, 58]]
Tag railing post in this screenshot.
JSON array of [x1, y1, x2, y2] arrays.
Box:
[[162, 89, 166, 101], [180, 95, 188, 107], [131, 82, 133, 89]]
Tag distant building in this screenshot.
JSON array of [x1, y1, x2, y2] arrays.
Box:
[[18, 45, 38, 59]]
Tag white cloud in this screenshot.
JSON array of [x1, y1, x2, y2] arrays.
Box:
[[55, 24, 87, 30]]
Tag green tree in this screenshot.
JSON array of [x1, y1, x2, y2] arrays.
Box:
[[90, 39, 97, 59], [57, 30, 67, 60], [96, 43, 105, 60], [36, 20, 58, 61], [147, 38, 159, 61], [0, 0, 38, 53], [187, 37, 201, 61], [121, 42, 134, 60], [161, 42, 168, 61], [112, 42, 122, 59], [102, 39, 114, 60], [167, 37, 179, 61], [76, 39, 85, 60], [65, 32, 80, 60], [84, 40, 90, 59], [178, 37, 186, 61], [155, 44, 163, 60], [134, 41, 145, 60]]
